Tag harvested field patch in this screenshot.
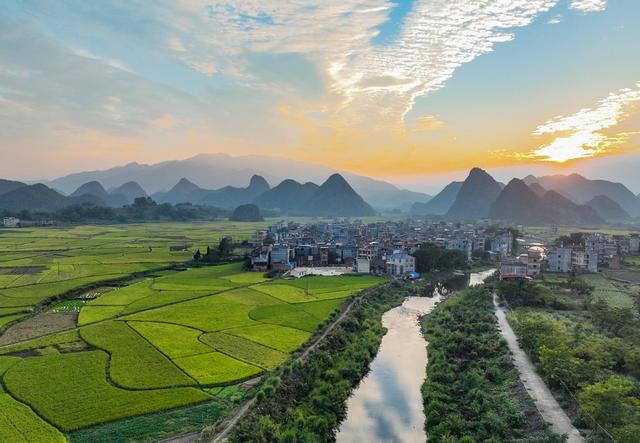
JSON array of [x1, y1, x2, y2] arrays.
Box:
[[0, 266, 46, 275], [0, 311, 76, 346]]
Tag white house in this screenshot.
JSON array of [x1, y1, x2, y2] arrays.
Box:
[[2, 217, 20, 228], [386, 251, 415, 276], [355, 258, 370, 274]]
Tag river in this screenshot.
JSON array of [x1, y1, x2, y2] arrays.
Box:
[[335, 269, 495, 443]]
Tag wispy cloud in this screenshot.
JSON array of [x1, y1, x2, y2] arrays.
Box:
[[570, 0, 607, 13], [527, 82, 640, 162]]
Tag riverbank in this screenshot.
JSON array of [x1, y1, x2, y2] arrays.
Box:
[[335, 295, 441, 442], [228, 281, 420, 441], [421, 285, 562, 442]]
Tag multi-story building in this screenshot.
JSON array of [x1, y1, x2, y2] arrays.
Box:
[[386, 251, 415, 276], [500, 260, 528, 278], [526, 247, 543, 277], [355, 258, 370, 274], [270, 245, 292, 271], [547, 247, 572, 273], [445, 238, 472, 261]]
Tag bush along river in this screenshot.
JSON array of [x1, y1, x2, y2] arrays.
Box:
[[335, 269, 495, 443]]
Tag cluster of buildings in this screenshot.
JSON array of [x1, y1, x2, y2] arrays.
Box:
[[500, 232, 640, 278], [250, 219, 517, 277]]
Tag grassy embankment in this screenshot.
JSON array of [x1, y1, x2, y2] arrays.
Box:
[[422, 285, 561, 442], [497, 272, 640, 442]]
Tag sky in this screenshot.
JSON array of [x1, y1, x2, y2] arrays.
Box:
[[1, 0, 640, 192]]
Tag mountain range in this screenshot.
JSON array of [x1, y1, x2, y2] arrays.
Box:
[[0, 173, 375, 217], [411, 168, 640, 226], [42, 153, 431, 211], [489, 179, 604, 225]]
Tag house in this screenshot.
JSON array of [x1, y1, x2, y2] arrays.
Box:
[[355, 258, 370, 274], [445, 238, 472, 261], [572, 249, 598, 273], [2, 217, 20, 228], [547, 247, 572, 273], [270, 245, 292, 271], [500, 259, 528, 278], [251, 251, 270, 271], [386, 250, 415, 276], [526, 247, 543, 277]]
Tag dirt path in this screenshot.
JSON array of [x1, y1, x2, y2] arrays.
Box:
[[205, 283, 387, 443], [492, 293, 584, 443]]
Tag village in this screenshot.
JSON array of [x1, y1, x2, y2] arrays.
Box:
[[249, 218, 640, 279]]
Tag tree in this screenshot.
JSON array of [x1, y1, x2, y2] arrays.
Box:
[[230, 204, 263, 221], [579, 376, 637, 436], [218, 236, 234, 256]]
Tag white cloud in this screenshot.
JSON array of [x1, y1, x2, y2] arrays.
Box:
[[547, 15, 563, 24], [72, 48, 132, 72], [528, 82, 640, 162], [156, 1, 572, 131], [570, 0, 607, 13]]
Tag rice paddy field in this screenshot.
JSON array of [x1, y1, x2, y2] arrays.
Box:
[[0, 222, 383, 441]]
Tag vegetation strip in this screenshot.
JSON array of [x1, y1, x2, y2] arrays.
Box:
[[422, 285, 561, 442]]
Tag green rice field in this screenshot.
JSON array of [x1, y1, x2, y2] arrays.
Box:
[[0, 222, 382, 440]]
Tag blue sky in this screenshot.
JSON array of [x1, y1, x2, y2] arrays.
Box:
[[1, 0, 639, 192]]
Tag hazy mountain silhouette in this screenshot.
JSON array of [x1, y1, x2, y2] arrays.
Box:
[[254, 179, 320, 212], [447, 168, 502, 219], [585, 195, 631, 222], [410, 181, 462, 215], [0, 179, 26, 196], [0, 184, 104, 212], [490, 178, 604, 226], [524, 173, 640, 217], [303, 174, 375, 216], [71, 181, 128, 207], [109, 181, 148, 203], [44, 153, 430, 210]]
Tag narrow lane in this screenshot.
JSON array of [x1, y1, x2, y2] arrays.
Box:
[[493, 293, 584, 443]]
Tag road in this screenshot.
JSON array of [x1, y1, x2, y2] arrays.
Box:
[[493, 293, 584, 443]]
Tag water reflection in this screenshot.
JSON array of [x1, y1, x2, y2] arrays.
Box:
[[335, 270, 495, 443]]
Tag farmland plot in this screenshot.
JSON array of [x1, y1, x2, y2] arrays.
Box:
[[3, 351, 211, 431], [0, 226, 383, 437]]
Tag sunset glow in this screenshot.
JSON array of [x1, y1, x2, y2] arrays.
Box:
[[1, 0, 639, 187]]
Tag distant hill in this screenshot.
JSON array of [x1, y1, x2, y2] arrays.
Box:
[[71, 181, 128, 207], [0, 184, 104, 212], [254, 179, 319, 212], [0, 179, 26, 196], [152, 178, 205, 204], [410, 181, 462, 215], [447, 168, 502, 219], [585, 195, 631, 222], [44, 153, 430, 211], [524, 173, 640, 217], [528, 182, 546, 197], [110, 182, 148, 203], [230, 204, 263, 222], [304, 174, 375, 216], [199, 175, 270, 209], [490, 178, 604, 226]]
